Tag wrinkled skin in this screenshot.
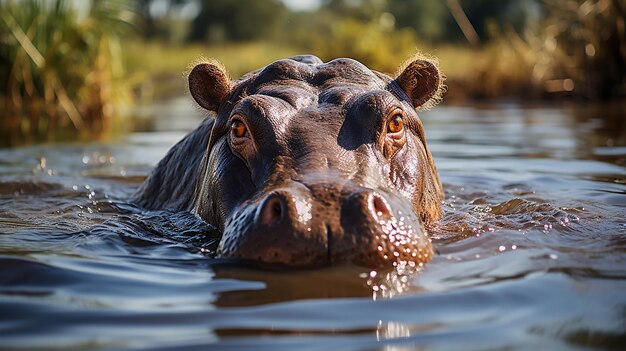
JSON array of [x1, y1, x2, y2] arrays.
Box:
[[133, 55, 444, 268]]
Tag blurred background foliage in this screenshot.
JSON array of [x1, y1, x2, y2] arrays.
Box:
[[1, 0, 136, 145], [1, 0, 625, 146]]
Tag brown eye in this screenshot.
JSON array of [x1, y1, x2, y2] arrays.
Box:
[[387, 115, 404, 133], [231, 120, 247, 138]]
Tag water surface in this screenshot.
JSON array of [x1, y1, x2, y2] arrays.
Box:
[[1, 100, 625, 350]]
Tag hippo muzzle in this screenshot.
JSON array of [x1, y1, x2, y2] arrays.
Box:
[[218, 181, 432, 267]]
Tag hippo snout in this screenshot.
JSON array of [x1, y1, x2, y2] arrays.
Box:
[[217, 184, 434, 268]]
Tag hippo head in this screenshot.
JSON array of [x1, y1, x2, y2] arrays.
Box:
[[188, 55, 444, 268]]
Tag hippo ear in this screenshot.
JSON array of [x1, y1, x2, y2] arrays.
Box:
[[188, 62, 231, 112], [394, 58, 444, 110]]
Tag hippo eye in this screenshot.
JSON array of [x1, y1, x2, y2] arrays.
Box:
[[387, 115, 404, 134], [231, 120, 247, 139], [381, 112, 406, 159]]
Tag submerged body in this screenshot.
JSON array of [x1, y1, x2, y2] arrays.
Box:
[[132, 55, 444, 267]]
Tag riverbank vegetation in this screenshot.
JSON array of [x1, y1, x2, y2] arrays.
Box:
[[1, 0, 136, 146], [1, 0, 624, 146]]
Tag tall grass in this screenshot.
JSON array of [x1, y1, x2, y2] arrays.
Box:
[[123, 39, 540, 102], [533, 0, 626, 99], [411, 0, 626, 101], [124, 40, 299, 81], [123, 40, 300, 101], [0, 0, 136, 147], [470, 0, 626, 100]]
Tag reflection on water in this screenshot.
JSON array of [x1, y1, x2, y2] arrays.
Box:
[[0, 101, 624, 350]]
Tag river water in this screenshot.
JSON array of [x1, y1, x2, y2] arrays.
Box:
[[1, 99, 624, 350]]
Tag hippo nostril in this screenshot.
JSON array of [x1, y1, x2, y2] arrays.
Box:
[[259, 194, 284, 226], [370, 193, 393, 221]]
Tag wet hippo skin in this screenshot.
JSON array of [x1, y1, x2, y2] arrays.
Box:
[[132, 55, 445, 268]]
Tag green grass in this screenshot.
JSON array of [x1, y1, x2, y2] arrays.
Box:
[[125, 41, 300, 79], [123, 41, 300, 100], [124, 40, 537, 102], [0, 0, 135, 147], [433, 41, 536, 100]]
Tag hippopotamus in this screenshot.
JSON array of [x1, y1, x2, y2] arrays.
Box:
[[132, 54, 444, 268]]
